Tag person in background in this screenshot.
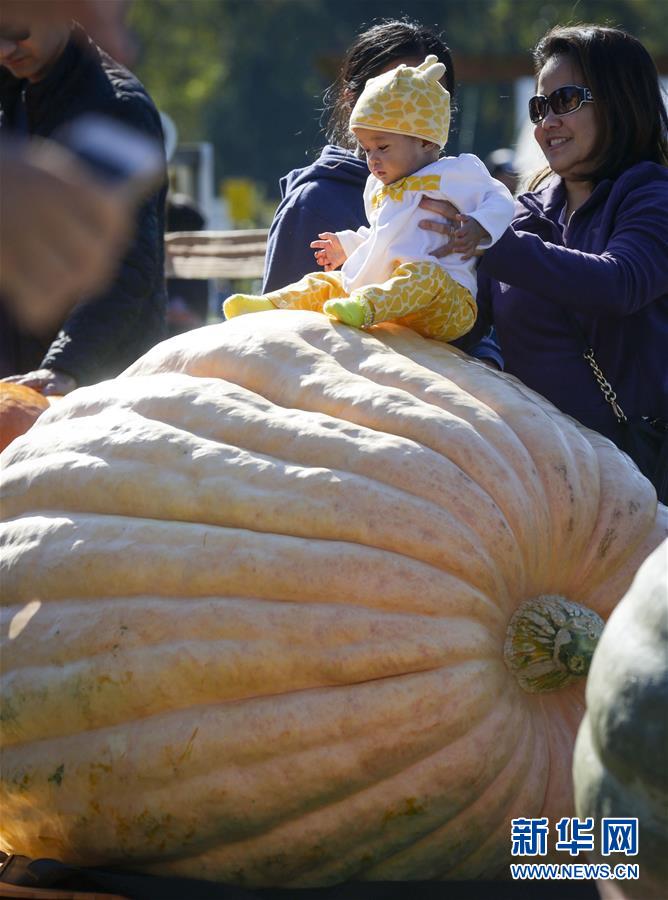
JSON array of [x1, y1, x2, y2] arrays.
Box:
[[485, 147, 519, 194], [0, 0, 133, 64], [421, 24, 668, 498], [0, 0, 136, 336], [0, 11, 166, 394], [225, 56, 513, 343], [0, 138, 130, 335]]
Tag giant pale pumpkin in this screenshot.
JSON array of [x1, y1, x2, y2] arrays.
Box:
[[1, 311, 666, 887]]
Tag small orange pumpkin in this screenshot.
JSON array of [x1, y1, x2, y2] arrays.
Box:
[[0, 383, 50, 453]]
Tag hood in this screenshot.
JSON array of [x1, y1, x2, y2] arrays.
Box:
[[279, 145, 368, 199]]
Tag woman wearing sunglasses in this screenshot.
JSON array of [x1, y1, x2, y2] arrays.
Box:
[[421, 23, 668, 499]]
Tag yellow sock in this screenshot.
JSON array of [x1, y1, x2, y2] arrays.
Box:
[[223, 294, 276, 319]]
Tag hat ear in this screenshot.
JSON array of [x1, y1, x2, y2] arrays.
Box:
[[418, 54, 446, 84]]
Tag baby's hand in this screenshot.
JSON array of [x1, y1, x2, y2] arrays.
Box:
[[451, 215, 490, 261], [310, 232, 346, 271]]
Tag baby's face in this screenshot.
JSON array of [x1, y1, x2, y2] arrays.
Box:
[[353, 127, 439, 185]]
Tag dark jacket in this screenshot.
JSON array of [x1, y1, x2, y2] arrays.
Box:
[[263, 145, 368, 293], [467, 162, 668, 442], [0, 26, 167, 384], [263, 144, 503, 366]]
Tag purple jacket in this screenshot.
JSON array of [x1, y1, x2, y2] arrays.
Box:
[[469, 161, 668, 441]]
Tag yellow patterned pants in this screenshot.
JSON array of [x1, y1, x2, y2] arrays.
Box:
[[224, 261, 477, 342]]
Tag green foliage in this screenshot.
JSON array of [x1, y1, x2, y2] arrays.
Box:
[[129, 0, 227, 138], [461, 0, 668, 53], [129, 0, 667, 208]]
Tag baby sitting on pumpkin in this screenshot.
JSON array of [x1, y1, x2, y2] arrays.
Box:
[[224, 56, 514, 344]]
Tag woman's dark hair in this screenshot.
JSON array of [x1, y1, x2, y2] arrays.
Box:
[[324, 18, 455, 150], [533, 24, 668, 184]]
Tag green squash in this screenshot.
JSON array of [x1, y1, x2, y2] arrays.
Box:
[[573, 537, 668, 899]]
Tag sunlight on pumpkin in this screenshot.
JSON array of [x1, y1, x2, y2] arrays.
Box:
[[8, 600, 41, 640]]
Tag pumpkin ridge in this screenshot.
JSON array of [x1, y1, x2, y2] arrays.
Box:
[[18, 382, 520, 558], [53, 362, 518, 600], [302, 327, 550, 506], [579, 504, 667, 616], [0, 631, 496, 747], [374, 329, 609, 586], [1, 597, 500, 672], [306, 702, 536, 884], [145, 686, 528, 886], [1, 516, 497, 623], [436, 726, 545, 880], [149, 323, 531, 522], [3, 398, 521, 608], [263, 345, 552, 593], [3, 660, 498, 768], [1, 425, 511, 604], [559, 434, 659, 602], [1, 663, 504, 871]]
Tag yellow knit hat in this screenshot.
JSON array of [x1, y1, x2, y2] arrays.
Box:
[[349, 55, 450, 148]]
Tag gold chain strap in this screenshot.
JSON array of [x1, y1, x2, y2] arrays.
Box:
[[582, 349, 627, 422]]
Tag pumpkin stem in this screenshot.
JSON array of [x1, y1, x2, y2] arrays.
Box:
[[504, 596, 604, 693]]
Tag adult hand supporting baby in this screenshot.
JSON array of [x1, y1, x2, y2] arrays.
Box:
[[418, 196, 484, 259]]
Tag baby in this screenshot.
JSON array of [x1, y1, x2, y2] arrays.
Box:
[[224, 56, 514, 343]]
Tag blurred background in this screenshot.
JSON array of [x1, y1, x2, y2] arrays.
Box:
[[127, 0, 668, 230]]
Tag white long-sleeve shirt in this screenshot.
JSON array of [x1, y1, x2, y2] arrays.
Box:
[[336, 154, 514, 298]]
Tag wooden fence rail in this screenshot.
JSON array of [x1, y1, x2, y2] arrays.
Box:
[[165, 229, 269, 280]]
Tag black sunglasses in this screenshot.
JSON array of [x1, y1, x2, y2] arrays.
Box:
[[528, 85, 594, 124]]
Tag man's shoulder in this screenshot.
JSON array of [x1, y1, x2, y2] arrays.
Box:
[[71, 45, 161, 137], [96, 49, 151, 102], [90, 50, 153, 107]]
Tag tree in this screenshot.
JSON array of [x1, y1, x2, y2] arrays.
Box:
[[129, 0, 667, 202], [128, 0, 227, 139]]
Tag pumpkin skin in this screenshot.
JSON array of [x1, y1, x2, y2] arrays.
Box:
[[0, 382, 50, 453], [573, 537, 668, 899], [1, 311, 666, 887]]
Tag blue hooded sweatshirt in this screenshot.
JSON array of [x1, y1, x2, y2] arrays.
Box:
[[263, 145, 368, 293]]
